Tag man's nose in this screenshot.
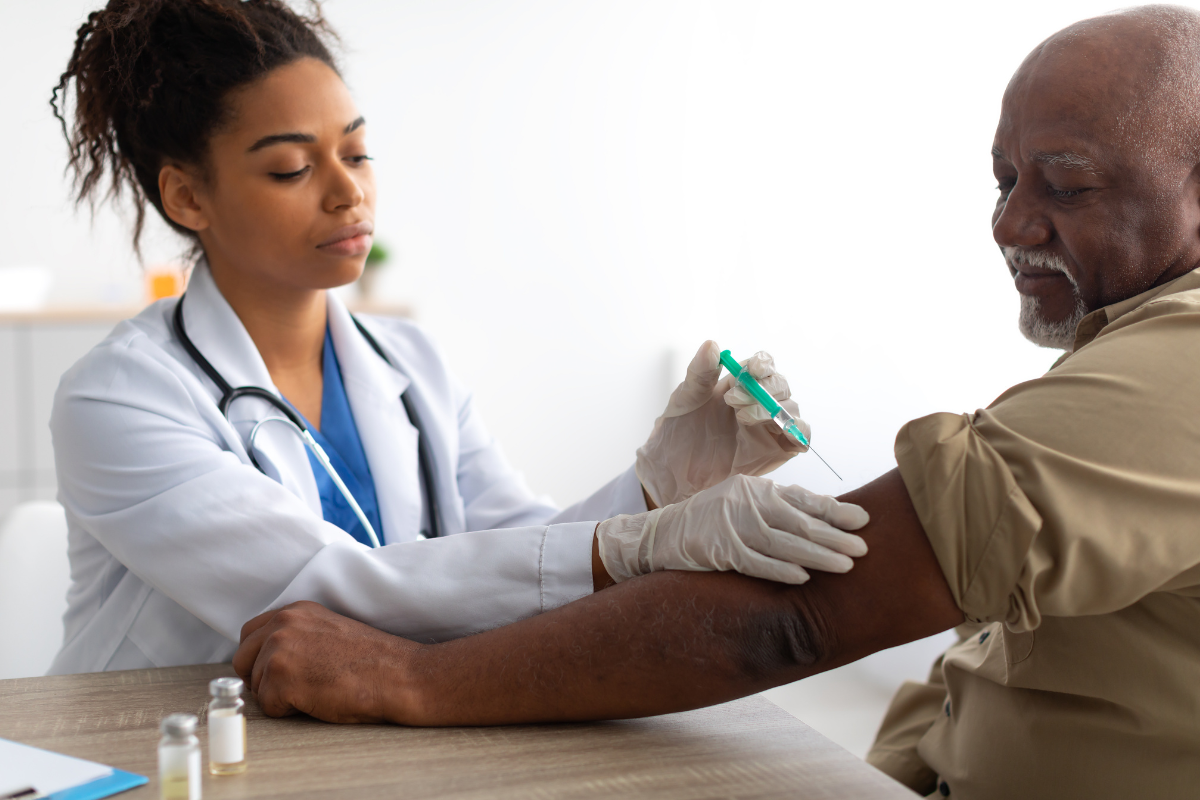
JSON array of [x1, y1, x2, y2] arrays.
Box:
[[992, 181, 1052, 248]]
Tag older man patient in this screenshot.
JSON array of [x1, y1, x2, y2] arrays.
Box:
[[233, 6, 1200, 798]]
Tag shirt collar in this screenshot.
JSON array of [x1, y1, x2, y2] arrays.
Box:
[[1069, 266, 1200, 354]]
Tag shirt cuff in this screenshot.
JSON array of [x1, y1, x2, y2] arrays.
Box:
[[894, 412, 1043, 626], [539, 521, 598, 612]]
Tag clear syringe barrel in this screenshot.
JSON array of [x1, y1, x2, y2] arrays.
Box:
[[771, 406, 811, 447], [718, 349, 809, 447]]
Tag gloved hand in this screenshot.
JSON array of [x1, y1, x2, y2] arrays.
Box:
[[596, 474, 869, 585], [636, 340, 809, 508]]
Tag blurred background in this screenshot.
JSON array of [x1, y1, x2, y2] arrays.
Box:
[[1, 0, 1171, 758]]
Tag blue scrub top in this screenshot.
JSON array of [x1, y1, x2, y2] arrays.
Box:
[[285, 326, 385, 547]]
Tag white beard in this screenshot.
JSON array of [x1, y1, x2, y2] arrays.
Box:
[[1018, 291, 1087, 350], [1005, 247, 1088, 350]]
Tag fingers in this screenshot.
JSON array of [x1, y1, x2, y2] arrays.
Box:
[[249, 630, 272, 698], [757, 491, 868, 559], [254, 649, 299, 718], [725, 362, 798, 429], [785, 405, 812, 447], [684, 340, 722, 390], [240, 608, 278, 643], [751, 521, 858, 572], [235, 601, 314, 694], [727, 546, 813, 585], [743, 351, 776, 380], [777, 484, 870, 531], [726, 388, 775, 424], [664, 340, 723, 417], [233, 614, 276, 684]]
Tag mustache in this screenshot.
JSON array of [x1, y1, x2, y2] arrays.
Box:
[[1003, 247, 1070, 273]]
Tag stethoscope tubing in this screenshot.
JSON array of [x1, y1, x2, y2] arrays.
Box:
[[171, 293, 442, 545]]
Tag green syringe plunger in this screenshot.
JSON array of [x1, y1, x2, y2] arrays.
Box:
[[719, 349, 841, 480]]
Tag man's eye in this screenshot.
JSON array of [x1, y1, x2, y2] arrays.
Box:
[[269, 167, 309, 181], [1049, 186, 1086, 199], [996, 180, 1015, 197]]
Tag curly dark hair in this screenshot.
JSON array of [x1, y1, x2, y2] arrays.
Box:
[[52, 0, 339, 254]]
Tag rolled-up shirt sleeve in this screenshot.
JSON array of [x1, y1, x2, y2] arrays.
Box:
[[895, 292, 1200, 631]]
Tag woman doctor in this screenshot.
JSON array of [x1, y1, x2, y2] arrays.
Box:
[[48, 0, 869, 675]]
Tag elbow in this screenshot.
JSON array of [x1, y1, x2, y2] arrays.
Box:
[[730, 582, 837, 685]]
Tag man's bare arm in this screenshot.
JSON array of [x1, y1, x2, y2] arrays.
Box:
[[234, 469, 964, 724]]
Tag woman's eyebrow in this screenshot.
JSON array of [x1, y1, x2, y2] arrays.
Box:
[[246, 118, 364, 153], [247, 132, 316, 152]]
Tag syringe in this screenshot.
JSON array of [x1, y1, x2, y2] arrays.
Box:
[[718, 349, 842, 480]]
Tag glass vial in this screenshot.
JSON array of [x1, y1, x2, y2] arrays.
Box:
[[159, 713, 202, 800], [207, 677, 247, 775]]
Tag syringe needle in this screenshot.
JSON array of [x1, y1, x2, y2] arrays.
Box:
[[808, 446, 843, 481]]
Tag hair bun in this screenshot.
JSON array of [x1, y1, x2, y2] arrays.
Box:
[[52, 0, 338, 255]]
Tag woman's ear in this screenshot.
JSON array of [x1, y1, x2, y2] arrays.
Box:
[[158, 164, 210, 232]]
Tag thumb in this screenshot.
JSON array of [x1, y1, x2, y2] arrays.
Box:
[[664, 340, 722, 417]]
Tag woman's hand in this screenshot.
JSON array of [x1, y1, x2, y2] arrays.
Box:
[[596, 474, 869, 585], [234, 601, 426, 723], [635, 341, 807, 508]]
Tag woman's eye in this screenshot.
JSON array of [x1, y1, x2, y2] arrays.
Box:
[[346, 155, 374, 165], [269, 167, 309, 181]]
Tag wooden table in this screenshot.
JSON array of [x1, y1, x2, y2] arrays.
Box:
[[0, 664, 915, 799]]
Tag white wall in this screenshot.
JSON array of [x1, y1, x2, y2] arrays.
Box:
[[7, 0, 1178, 505]]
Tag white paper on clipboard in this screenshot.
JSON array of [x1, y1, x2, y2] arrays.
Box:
[[0, 738, 113, 797]]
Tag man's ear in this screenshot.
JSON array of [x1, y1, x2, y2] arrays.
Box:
[[158, 164, 210, 232]]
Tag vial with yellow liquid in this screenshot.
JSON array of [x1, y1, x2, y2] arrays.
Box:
[[158, 713, 201, 800], [207, 677, 247, 775]]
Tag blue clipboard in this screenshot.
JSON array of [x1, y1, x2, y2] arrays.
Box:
[[48, 770, 147, 800]]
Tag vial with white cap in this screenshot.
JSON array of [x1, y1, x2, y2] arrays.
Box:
[[158, 713, 201, 800], [207, 677, 247, 775]]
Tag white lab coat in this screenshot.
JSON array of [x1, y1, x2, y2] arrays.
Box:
[[48, 263, 646, 674]]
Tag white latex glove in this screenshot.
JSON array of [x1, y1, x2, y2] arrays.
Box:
[[635, 341, 810, 508], [597, 474, 870, 585]]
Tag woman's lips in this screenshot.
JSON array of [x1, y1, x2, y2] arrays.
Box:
[[317, 222, 373, 256], [318, 233, 372, 257]]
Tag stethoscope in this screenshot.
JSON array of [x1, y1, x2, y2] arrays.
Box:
[[172, 295, 442, 547]]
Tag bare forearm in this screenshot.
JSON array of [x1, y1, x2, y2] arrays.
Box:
[[392, 469, 960, 726], [392, 569, 828, 726]]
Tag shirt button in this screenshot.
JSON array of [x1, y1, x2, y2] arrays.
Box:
[[939, 780, 951, 796]]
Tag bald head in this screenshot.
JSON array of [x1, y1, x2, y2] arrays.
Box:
[[991, 5, 1200, 350], [1012, 5, 1200, 169]]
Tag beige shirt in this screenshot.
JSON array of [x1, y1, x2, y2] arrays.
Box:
[[867, 269, 1200, 799]]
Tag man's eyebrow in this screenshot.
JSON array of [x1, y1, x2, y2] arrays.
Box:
[[1029, 149, 1102, 173], [247, 132, 316, 153]]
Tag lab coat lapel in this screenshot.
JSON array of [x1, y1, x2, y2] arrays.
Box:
[[179, 262, 322, 516], [326, 296, 421, 543]]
